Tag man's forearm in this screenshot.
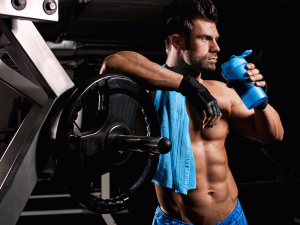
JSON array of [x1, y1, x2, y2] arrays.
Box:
[[100, 51, 183, 90], [254, 105, 284, 143]]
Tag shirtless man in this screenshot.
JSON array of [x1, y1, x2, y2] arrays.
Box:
[[99, 0, 284, 224]]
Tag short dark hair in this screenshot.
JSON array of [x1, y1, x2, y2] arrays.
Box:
[[163, 0, 218, 54]]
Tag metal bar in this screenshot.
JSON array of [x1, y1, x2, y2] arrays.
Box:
[[0, 101, 48, 199], [0, 104, 41, 193], [102, 214, 118, 225], [113, 135, 171, 154], [0, 18, 74, 97], [0, 59, 48, 106], [0, 99, 54, 225], [29, 194, 72, 199], [101, 173, 110, 199], [21, 209, 93, 216], [4, 44, 43, 86], [0, 3, 75, 225], [101, 173, 117, 225], [0, 0, 58, 22]]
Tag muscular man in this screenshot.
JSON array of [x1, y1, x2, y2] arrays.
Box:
[[100, 0, 284, 224]]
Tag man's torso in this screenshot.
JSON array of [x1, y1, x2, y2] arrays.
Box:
[[154, 80, 240, 225]]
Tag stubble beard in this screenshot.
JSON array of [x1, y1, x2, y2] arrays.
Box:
[[193, 55, 217, 73]]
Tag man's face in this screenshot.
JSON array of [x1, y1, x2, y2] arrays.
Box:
[[182, 19, 220, 73]]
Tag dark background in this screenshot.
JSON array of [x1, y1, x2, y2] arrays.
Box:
[[1, 0, 299, 224]]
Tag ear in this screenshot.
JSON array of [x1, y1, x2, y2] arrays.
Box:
[[171, 34, 185, 50]]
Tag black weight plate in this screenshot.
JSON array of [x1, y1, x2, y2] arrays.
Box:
[[56, 74, 160, 214]]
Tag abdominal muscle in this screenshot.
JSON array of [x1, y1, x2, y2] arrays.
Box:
[[155, 144, 238, 225], [155, 102, 239, 225], [155, 142, 238, 225]]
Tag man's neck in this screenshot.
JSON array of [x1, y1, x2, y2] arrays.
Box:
[[165, 50, 204, 82]]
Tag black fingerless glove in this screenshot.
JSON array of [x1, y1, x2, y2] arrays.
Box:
[[177, 76, 221, 118], [254, 99, 268, 110]]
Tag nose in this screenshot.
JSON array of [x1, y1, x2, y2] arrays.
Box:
[[210, 39, 220, 53]]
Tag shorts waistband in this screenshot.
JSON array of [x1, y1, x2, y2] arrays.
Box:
[[217, 199, 244, 225], [155, 199, 246, 225], [154, 206, 192, 225]]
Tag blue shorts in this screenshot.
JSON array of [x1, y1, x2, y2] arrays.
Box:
[[152, 199, 248, 225]]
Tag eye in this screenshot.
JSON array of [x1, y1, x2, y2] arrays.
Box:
[[201, 36, 208, 42]]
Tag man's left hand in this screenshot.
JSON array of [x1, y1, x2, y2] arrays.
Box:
[[246, 63, 267, 89]]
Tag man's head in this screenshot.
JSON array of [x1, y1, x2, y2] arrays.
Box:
[[164, 0, 218, 54], [163, 0, 220, 73]]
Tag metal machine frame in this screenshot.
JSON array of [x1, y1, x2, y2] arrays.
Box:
[[0, 1, 120, 224], [0, 1, 75, 224]]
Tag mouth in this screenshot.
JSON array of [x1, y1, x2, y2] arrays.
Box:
[[208, 58, 218, 62]]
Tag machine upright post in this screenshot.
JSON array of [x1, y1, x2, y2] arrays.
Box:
[[0, 1, 75, 224]]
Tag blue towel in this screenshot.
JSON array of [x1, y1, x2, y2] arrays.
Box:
[[152, 83, 196, 195]]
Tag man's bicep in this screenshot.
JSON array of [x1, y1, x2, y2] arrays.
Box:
[[229, 96, 259, 140]]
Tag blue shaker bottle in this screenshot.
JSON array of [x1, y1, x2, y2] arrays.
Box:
[[221, 50, 267, 109]]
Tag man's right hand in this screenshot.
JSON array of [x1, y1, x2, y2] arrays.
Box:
[[177, 76, 222, 129]]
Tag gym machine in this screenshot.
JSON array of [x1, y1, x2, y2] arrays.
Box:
[[0, 1, 171, 224]]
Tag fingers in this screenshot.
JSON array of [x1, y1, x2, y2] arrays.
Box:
[[201, 110, 206, 122], [196, 99, 222, 129], [245, 63, 255, 70], [203, 116, 220, 129], [246, 63, 266, 88], [202, 102, 222, 129], [202, 110, 222, 129], [255, 80, 267, 87], [202, 115, 221, 129], [247, 69, 262, 81]]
